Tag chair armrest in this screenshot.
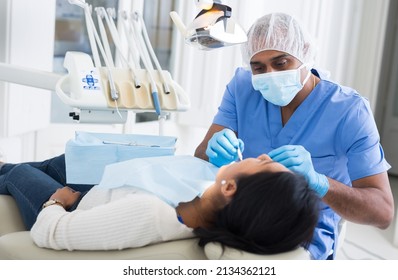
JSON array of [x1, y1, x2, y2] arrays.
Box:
[[0, 231, 205, 260]]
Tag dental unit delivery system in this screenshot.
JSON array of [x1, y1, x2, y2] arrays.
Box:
[[56, 0, 190, 133], [170, 0, 247, 50], [0, 0, 191, 135]]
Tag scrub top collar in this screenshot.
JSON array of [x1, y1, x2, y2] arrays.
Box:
[[268, 70, 333, 148]]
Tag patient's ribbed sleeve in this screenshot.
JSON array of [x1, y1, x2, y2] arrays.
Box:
[[30, 188, 193, 251]]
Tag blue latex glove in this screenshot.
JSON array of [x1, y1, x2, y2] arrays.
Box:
[[268, 145, 329, 197], [206, 128, 244, 167]]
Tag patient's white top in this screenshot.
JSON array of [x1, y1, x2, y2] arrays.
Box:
[[30, 156, 218, 251]]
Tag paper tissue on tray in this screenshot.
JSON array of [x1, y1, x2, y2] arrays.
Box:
[[65, 131, 177, 184]]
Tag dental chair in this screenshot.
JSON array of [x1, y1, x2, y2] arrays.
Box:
[[0, 194, 343, 260], [0, 195, 206, 260]]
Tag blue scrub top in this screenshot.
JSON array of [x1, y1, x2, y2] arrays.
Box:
[[213, 67, 391, 259]]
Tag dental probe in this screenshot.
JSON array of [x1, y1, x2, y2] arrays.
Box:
[[237, 147, 243, 161]]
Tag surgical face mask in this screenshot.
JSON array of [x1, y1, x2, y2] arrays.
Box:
[[251, 64, 311, 106]]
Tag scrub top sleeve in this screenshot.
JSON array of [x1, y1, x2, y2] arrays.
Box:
[[342, 98, 391, 181]]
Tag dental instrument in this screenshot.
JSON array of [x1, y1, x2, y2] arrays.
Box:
[[237, 147, 243, 161], [131, 12, 175, 135], [95, 7, 115, 68], [102, 8, 142, 88], [129, 12, 162, 117], [118, 10, 143, 88], [102, 140, 160, 147], [69, 0, 101, 67], [135, 12, 171, 95]]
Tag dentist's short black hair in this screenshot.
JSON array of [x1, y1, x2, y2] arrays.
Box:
[[194, 171, 319, 255]]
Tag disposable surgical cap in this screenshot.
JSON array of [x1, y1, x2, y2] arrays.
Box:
[[242, 13, 317, 65]]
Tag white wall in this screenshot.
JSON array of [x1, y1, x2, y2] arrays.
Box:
[[0, 0, 56, 162], [0, 0, 55, 138]]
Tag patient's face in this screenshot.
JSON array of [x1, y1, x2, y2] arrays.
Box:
[[217, 154, 290, 180]]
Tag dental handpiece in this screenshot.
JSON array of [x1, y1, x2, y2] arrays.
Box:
[[237, 147, 243, 161]]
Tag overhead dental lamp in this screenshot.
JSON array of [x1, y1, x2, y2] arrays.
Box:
[[170, 0, 247, 50]]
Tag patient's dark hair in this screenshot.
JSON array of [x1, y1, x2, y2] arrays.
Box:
[[194, 171, 319, 254]]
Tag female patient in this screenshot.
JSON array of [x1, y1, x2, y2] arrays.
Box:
[[0, 154, 319, 255]]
